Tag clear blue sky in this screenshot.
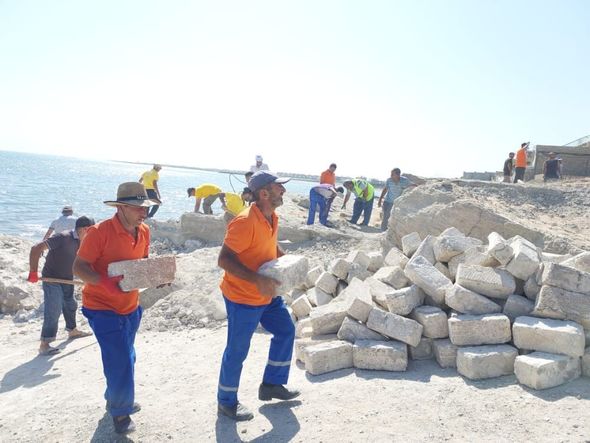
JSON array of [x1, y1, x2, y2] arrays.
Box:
[[1, 0, 588, 179]]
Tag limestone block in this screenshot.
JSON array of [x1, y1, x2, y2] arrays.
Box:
[[383, 285, 425, 316], [332, 277, 370, 306], [432, 338, 458, 368], [448, 314, 511, 346], [353, 340, 407, 371], [440, 227, 465, 237], [434, 262, 452, 280], [410, 235, 436, 265], [505, 239, 541, 281], [367, 251, 384, 272], [514, 352, 581, 389], [346, 262, 373, 283], [328, 258, 351, 281], [455, 264, 515, 299], [306, 287, 333, 307], [561, 251, 590, 273], [346, 288, 374, 323], [541, 262, 590, 294], [315, 271, 339, 295], [411, 306, 449, 339], [541, 252, 572, 264], [404, 255, 452, 306], [401, 232, 421, 257], [309, 302, 349, 335], [285, 288, 305, 306], [365, 277, 395, 309], [366, 308, 423, 347], [305, 266, 324, 289], [448, 246, 497, 279], [457, 345, 518, 380], [487, 232, 514, 266], [291, 295, 312, 319], [373, 266, 409, 289], [524, 274, 541, 301], [304, 340, 353, 375], [108, 256, 176, 291], [295, 317, 312, 338], [338, 317, 386, 343], [295, 334, 337, 363], [257, 255, 309, 293], [534, 285, 590, 329], [335, 280, 348, 297], [503, 295, 534, 321], [512, 316, 585, 358], [445, 284, 501, 315], [384, 247, 409, 269], [409, 337, 434, 360], [347, 250, 371, 269], [583, 348, 590, 377], [434, 235, 482, 263]]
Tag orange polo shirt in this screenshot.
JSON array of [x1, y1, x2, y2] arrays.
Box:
[[220, 203, 278, 306], [320, 169, 336, 185], [515, 148, 527, 168], [77, 214, 150, 315]]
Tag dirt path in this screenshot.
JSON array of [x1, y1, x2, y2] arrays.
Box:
[[1, 317, 589, 442]]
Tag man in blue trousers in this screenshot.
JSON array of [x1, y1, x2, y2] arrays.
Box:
[[307, 184, 344, 226], [217, 170, 300, 421], [73, 182, 159, 434]]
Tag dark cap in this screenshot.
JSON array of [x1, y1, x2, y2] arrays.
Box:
[[75, 216, 95, 229], [248, 171, 290, 193]]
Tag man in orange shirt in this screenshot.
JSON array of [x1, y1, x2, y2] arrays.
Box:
[[73, 182, 158, 435], [514, 142, 529, 183], [217, 171, 300, 421], [320, 163, 337, 185]]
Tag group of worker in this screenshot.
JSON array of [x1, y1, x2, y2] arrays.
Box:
[[503, 142, 562, 183]]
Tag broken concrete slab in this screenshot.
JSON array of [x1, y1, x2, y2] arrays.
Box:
[[304, 340, 353, 375], [455, 264, 515, 299], [534, 285, 590, 329], [432, 338, 458, 368], [411, 305, 449, 339], [448, 313, 512, 346], [445, 284, 502, 315], [457, 344, 518, 380], [353, 339, 408, 371], [502, 294, 535, 321], [108, 255, 176, 291], [257, 255, 309, 293], [512, 316, 585, 358], [514, 352, 581, 390], [383, 285, 425, 316], [366, 308, 423, 347]]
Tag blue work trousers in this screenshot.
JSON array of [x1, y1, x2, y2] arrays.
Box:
[[218, 296, 295, 407], [83, 306, 142, 417], [307, 188, 329, 225], [350, 197, 374, 225], [381, 200, 394, 231], [40, 282, 77, 342]]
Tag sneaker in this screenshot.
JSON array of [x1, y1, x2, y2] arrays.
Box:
[[106, 401, 141, 414], [217, 402, 254, 421], [113, 415, 136, 434], [258, 383, 301, 401]]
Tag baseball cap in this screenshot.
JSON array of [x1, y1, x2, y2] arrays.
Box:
[[248, 171, 290, 193]]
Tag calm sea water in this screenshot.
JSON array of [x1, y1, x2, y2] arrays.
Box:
[[0, 150, 316, 239]]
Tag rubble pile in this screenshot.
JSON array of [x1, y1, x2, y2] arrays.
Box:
[[286, 229, 590, 389]]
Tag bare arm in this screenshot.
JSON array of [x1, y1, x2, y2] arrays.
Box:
[[342, 190, 352, 209], [378, 187, 387, 207], [194, 197, 202, 212], [216, 193, 228, 210], [73, 256, 101, 285], [29, 242, 48, 273], [42, 228, 54, 241]]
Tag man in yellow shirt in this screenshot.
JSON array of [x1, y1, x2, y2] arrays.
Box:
[[187, 184, 223, 214], [217, 187, 253, 224], [139, 164, 162, 218]]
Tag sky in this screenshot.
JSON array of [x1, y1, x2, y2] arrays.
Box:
[[0, 0, 589, 179]]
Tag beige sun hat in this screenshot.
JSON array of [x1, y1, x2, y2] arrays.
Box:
[[104, 182, 161, 207]]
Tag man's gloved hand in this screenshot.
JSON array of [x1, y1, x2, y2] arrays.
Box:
[[99, 275, 126, 296], [27, 271, 39, 283]]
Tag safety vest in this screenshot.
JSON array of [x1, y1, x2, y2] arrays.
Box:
[[353, 179, 374, 201]]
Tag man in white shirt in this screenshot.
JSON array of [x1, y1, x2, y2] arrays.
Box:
[[249, 155, 269, 173], [43, 206, 76, 240], [307, 184, 344, 226]]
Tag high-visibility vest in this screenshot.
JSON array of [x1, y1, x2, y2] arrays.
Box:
[[352, 179, 374, 201]]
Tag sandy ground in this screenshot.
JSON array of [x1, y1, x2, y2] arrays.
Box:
[[1, 316, 590, 443]]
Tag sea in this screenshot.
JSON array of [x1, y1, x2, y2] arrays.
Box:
[[0, 150, 317, 239]]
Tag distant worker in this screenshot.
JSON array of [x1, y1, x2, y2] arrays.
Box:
[[28, 216, 95, 355], [543, 152, 561, 182], [307, 184, 344, 226], [187, 184, 223, 214], [139, 164, 162, 218], [250, 155, 269, 173], [342, 178, 375, 226], [378, 168, 416, 231], [503, 153, 515, 183], [217, 187, 254, 223], [43, 206, 76, 240], [319, 163, 337, 185], [245, 171, 254, 184], [514, 142, 529, 183]]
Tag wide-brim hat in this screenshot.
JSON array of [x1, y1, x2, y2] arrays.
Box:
[[104, 182, 161, 207]]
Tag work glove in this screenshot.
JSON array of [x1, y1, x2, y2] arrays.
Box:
[[99, 275, 126, 296], [27, 271, 39, 283]]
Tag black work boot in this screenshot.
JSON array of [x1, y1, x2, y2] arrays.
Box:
[[113, 415, 136, 434], [258, 383, 301, 401], [217, 402, 254, 421]]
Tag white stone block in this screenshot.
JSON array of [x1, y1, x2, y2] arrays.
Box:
[[411, 305, 449, 339], [512, 316, 585, 358], [295, 334, 337, 363], [257, 255, 309, 293], [583, 348, 590, 377], [328, 258, 351, 281], [505, 239, 540, 281], [384, 247, 409, 269], [305, 265, 324, 289], [457, 345, 518, 380], [434, 262, 452, 280], [445, 284, 501, 315], [346, 262, 373, 283], [332, 277, 370, 306], [502, 294, 534, 321], [309, 302, 349, 335], [515, 352, 581, 389], [295, 317, 313, 338], [409, 337, 433, 360], [337, 316, 386, 342], [448, 246, 498, 280], [401, 232, 421, 257], [304, 340, 353, 375], [347, 250, 371, 269], [456, 264, 515, 299], [524, 274, 540, 301], [305, 287, 333, 307], [487, 232, 513, 266], [534, 285, 590, 329], [404, 255, 452, 306], [383, 285, 425, 316], [108, 256, 176, 291], [353, 340, 407, 371], [366, 308, 423, 347], [346, 287, 374, 323], [373, 266, 409, 289], [541, 262, 590, 294], [315, 271, 339, 295], [448, 314, 512, 346], [432, 339, 458, 368], [366, 251, 384, 272], [365, 277, 395, 309], [434, 235, 482, 263], [561, 251, 590, 273], [410, 235, 436, 265], [291, 295, 312, 319]]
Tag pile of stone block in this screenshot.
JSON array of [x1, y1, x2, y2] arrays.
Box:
[[287, 229, 590, 390]]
